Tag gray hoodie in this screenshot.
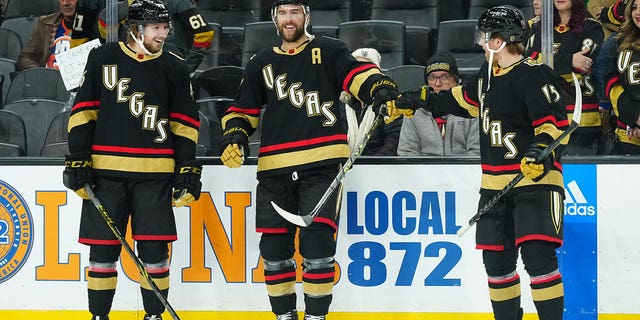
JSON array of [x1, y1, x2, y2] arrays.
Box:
[[397, 108, 480, 156]]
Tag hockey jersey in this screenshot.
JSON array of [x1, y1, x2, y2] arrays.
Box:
[[429, 58, 569, 196], [68, 42, 200, 179], [222, 36, 389, 178], [525, 18, 604, 133], [605, 42, 640, 147]]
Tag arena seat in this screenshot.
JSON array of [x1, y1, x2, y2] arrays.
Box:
[[338, 20, 406, 70], [40, 110, 69, 157], [196, 0, 262, 28], [0, 27, 22, 62], [3, 99, 65, 156], [5, 67, 70, 104], [436, 19, 485, 77], [1, 16, 38, 48], [4, 0, 59, 19], [0, 109, 26, 156], [308, 0, 351, 39], [241, 21, 280, 68], [468, 0, 534, 20], [386, 64, 424, 91]]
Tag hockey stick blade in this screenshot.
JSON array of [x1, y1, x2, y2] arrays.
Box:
[[457, 73, 582, 237], [84, 184, 181, 320], [272, 109, 386, 227]]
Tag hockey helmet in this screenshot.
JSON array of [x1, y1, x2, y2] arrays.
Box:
[[271, 0, 310, 22], [128, 0, 171, 25], [476, 5, 525, 44]]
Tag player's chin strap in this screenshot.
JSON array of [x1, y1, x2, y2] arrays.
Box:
[[484, 41, 506, 91], [130, 25, 162, 56]]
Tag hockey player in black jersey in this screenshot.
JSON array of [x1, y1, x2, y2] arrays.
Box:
[[63, 0, 201, 319], [217, 1, 412, 319], [398, 6, 568, 320]]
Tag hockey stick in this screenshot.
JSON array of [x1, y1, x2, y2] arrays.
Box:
[[271, 107, 386, 227], [457, 73, 583, 237], [84, 184, 181, 320]]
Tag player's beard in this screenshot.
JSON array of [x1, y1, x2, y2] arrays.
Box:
[[278, 23, 305, 43], [143, 37, 164, 54]]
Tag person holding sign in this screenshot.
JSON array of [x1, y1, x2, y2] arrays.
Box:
[[63, 1, 201, 319], [16, 0, 78, 70]]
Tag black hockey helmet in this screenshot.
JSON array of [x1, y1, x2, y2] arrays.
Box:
[[271, 0, 311, 19], [476, 5, 525, 44], [128, 0, 171, 25]]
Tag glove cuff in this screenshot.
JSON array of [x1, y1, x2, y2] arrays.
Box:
[[177, 165, 202, 176], [369, 77, 398, 98], [223, 126, 249, 139]]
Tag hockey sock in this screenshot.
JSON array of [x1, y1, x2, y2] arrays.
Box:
[[264, 258, 297, 315], [140, 260, 170, 316], [487, 272, 522, 320], [88, 261, 118, 317], [530, 270, 564, 320], [302, 257, 335, 316]]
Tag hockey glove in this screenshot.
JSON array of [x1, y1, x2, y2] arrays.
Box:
[[520, 143, 555, 182], [63, 154, 94, 199], [172, 165, 203, 207], [371, 77, 413, 124], [219, 127, 249, 168], [395, 86, 431, 111]]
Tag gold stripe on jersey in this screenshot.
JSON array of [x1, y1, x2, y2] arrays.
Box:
[[170, 121, 199, 143], [118, 42, 163, 62], [93, 155, 175, 173], [257, 144, 349, 172], [532, 283, 564, 301], [348, 68, 382, 103], [489, 282, 521, 301], [140, 276, 170, 291], [481, 170, 563, 191], [534, 123, 564, 141], [609, 84, 624, 108], [221, 113, 260, 130], [68, 110, 99, 131], [451, 86, 479, 117], [568, 111, 601, 127]]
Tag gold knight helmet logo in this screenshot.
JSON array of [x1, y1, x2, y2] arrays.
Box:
[[0, 180, 34, 284]]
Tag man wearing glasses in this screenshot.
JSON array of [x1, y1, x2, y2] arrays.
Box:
[[397, 50, 480, 156]]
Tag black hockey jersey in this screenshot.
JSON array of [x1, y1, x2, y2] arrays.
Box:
[[68, 42, 200, 179], [222, 36, 389, 178], [605, 43, 640, 147], [525, 18, 603, 132], [429, 58, 569, 196]]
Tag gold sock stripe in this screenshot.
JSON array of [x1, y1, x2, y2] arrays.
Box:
[[140, 276, 170, 291], [266, 282, 296, 297], [489, 282, 521, 302], [87, 276, 117, 291], [303, 281, 334, 297], [532, 283, 564, 301]]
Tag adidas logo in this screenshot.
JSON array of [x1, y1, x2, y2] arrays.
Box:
[[564, 180, 595, 216]]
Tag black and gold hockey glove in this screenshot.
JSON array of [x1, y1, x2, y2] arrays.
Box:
[[371, 77, 413, 123], [520, 143, 555, 182], [62, 154, 94, 199], [173, 164, 202, 207], [395, 86, 431, 111], [219, 127, 249, 168]]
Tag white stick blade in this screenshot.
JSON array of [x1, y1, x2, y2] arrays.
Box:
[[271, 201, 312, 227]]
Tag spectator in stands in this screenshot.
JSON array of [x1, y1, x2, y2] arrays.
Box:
[[71, 0, 213, 73], [525, 0, 604, 155], [16, 0, 77, 71], [603, 0, 640, 154], [341, 48, 402, 156], [397, 50, 480, 157]]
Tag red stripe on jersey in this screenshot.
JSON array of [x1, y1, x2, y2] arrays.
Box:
[[73, 100, 100, 111], [303, 272, 335, 280], [92, 145, 175, 155], [516, 234, 563, 247], [134, 234, 177, 241], [481, 163, 521, 172], [78, 238, 121, 245], [476, 244, 505, 251], [463, 88, 479, 106], [227, 106, 261, 115], [259, 134, 347, 153], [257, 227, 289, 234], [265, 271, 296, 281], [342, 64, 377, 92], [605, 76, 620, 98], [566, 103, 598, 112], [313, 217, 337, 230], [170, 112, 200, 127], [532, 115, 568, 127]]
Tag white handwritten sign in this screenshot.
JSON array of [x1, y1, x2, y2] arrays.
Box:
[[55, 39, 102, 90]]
